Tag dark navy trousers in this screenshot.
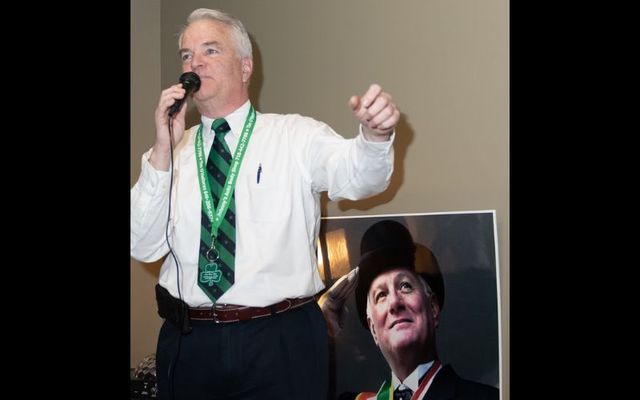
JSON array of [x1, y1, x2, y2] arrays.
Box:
[[156, 301, 328, 400]]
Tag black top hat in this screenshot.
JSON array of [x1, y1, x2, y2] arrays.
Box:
[[354, 220, 445, 329]]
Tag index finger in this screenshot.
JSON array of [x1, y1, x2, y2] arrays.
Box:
[[349, 95, 360, 111], [360, 84, 382, 109]]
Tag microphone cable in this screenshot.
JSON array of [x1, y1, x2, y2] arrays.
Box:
[[163, 73, 200, 400], [166, 115, 184, 303], [165, 114, 185, 400]]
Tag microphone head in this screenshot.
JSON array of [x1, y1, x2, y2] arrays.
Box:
[[179, 72, 201, 93], [167, 72, 201, 117]]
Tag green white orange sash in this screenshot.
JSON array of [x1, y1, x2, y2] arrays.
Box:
[[370, 360, 442, 400]]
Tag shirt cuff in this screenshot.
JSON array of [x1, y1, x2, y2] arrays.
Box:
[[137, 150, 172, 196], [356, 125, 395, 154]]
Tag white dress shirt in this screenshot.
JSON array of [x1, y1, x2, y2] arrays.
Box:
[[131, 100, 394, 307], [391, 361, 442, 400]]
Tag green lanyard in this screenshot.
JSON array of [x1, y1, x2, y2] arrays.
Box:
[[195, 105, 256, 259]]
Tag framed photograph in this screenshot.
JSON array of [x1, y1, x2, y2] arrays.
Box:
[[318, 211, 501, 398]]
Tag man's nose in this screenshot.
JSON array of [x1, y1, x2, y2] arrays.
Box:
[[190, 53, 205, 71], [388, 290, 405, 313]]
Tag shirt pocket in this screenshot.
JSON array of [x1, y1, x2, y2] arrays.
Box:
[[242, 174, 290, 223]]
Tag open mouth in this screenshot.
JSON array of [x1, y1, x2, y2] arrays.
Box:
[[389, 318, 412, 329]]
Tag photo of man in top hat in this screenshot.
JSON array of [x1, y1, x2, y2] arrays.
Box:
[[351, 219, 498, 399], [317, 213, 500, 400]]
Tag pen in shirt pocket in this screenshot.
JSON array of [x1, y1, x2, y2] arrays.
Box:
[[257, 163, 262, 184]]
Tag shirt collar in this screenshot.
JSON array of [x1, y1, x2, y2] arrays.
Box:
[[391, 360, 435, 392], [200, 100, 252, 140]]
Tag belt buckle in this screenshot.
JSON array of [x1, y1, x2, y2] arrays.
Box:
[[212, 303, 228, 324], [212, 308, 222, 324]]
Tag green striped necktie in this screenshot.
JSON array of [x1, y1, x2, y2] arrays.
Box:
[[198, 118, 236, 302]]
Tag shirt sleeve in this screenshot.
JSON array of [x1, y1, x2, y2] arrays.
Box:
[[130, 149, 173, 262], [299, 117, 395, 201]]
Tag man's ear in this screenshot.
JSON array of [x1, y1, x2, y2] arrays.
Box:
[[430, 295, 441, 329], [367, 316, 379, 346], [241, 58, 253, 83]]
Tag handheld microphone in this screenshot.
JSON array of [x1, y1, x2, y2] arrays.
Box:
[[168, 72, 201, 117]]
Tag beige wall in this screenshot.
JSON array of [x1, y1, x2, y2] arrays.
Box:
[[132, 0, 509, 397], [130, 0, 163, 370]]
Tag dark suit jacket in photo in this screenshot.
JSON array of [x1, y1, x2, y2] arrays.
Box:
[[426, 365, 498, 400], [346, 364, 499, 400]]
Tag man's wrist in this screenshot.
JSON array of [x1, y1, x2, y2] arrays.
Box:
[[361, 125, 393, 142]]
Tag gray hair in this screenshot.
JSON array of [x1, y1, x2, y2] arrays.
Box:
[[178, 8, 253, 59], [365, 273, 433, 321]]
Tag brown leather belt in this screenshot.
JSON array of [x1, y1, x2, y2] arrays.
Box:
[[188, 296, 316, 323]]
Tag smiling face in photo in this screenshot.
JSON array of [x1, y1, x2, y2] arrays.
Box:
[[367, 268, 439, 357]]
